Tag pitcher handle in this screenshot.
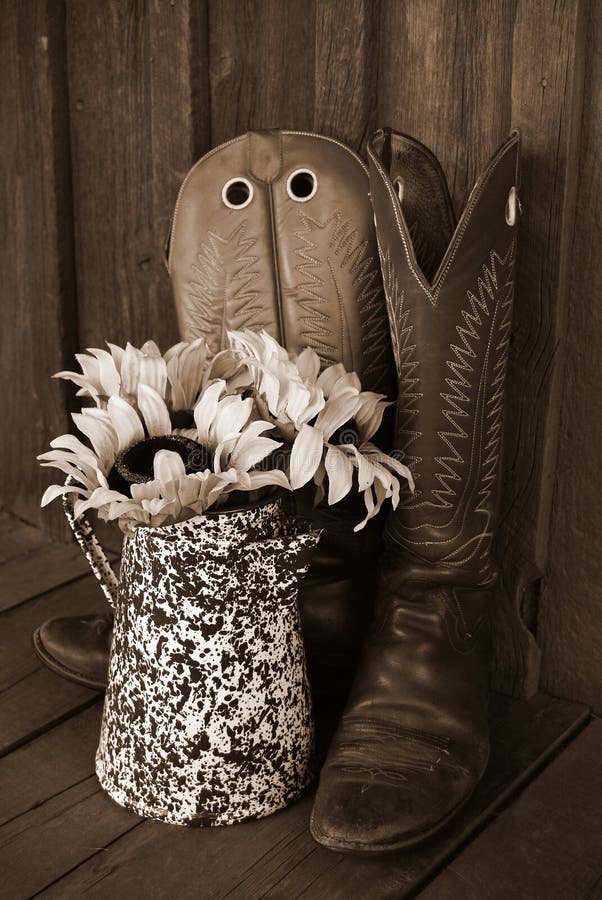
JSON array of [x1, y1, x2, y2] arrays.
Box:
[[62, 478, 119, 607]]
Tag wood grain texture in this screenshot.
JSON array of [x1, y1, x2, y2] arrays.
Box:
[[421, 720, 602, 900], [208, 0, 315, 145], [0, 779, 138, 900], [66, 0, 208, 349], [377, 0, 586, 696], [0, 704, 102, 827], [538, 2, 602, 714], [35, 694, 588, 900], [377, 0, 515, 211], [493, 0, 587, 695], [0, 571, 108, 755], [0, 512, 92, 612], [0, 670, 99, 759], [0, 572, 109, 693], [0, 0, 77, 540], [313, 0, 378, 152], [0, 0, 595, 696]]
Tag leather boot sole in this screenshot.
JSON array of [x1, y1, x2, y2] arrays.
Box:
[[32, 628, 106, 692], [309, 791, 473, 855]]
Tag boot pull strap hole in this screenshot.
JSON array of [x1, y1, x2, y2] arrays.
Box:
[[286, 169, 318, 202], [505, 185, 520, 226], [394, 177, 405, 204], [222, 177, 254, 210]]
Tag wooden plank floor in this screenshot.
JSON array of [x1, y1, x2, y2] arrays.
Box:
[[421, 720, 602, 899], [0, 512, 596, 900]]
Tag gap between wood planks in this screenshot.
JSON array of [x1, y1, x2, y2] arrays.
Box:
[[0, 694, 588, 899], [0, 514, 118, 759], [0, 516, 593, 898]]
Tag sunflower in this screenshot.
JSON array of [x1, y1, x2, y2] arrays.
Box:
[[227, 332, 414, 530], [41, 332, 412, 533], [54, 337, 224, 414], [39, 379, 286, 532], [227, 330, 325, 441]]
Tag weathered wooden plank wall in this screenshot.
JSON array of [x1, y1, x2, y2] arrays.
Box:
[[538, 0, 602, 714], [0, 0, 77, 540], [0, 0, 592, 699]]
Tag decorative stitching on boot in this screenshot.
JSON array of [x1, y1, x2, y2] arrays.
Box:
[[185, 222, 267, 353], [378, 242, 423, 481], [367, 132, 519, 302], [385, 241, 515, 582], [291, 210, 391, 390]]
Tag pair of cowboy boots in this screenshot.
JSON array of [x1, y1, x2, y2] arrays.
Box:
[[34, 126, 520, 852]]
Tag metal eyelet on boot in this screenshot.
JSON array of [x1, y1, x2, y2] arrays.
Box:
[[505, 185, 520, 226], [394, 176, 405, 204], [286, 168, 318, 202], [222, 177, 254, 209]]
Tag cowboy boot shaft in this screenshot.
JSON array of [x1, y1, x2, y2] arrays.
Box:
[[311, 130, 521, 853], [168, 130, 396, 699], [368, 129, 520, 580], [169, 129, 394, 396]]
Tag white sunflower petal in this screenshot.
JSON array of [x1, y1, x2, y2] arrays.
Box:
[[130, 480, 161, 502], [364, 444, 415, 492], [117, 343, 140, 396], [39, 458, 95, 489], [316, 363, 347, 396], [52, 370, 100, 402], [106, 500, 146, 521], [229, 436, 282, 472], [325, 445, 354, 505], [245, 469, 292, 491], [213, 395, 253, 445], [153, 449, 186, 484], [193, 379, 226, 444], [49, 434, 99, 468], [314, 393, 362, 441], [107, 396, 145, 453], [168, 379, 188, 412], [137, 384, 172, 437], [285, 380, 312, 426], [166, 339, 208, 410], [40, 483, 87, 507], [289, 424, 324, 490], [244, 419, 276, 438], [140, 340, 162, 358], [87, 348, 121, 396], [74, 487, 130, 517], [329, 372, 362, 396], [75, 353, 102, 385], [348, 445, 376, 491], [295, 347, 321, 382], [354, 393, 391, 442], [106, 342, 124, 371], [72, 412, 118, 466], [354, 486, 376, 532]]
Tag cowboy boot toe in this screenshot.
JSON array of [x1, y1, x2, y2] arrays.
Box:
[[311, 720, 488, 852], [33, 614, 112, 690]]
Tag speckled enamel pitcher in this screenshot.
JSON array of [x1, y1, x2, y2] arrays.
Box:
[[64, 492, 320, 826]]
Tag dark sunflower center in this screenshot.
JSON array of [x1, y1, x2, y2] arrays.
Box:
[[108, 435, 210, 496]]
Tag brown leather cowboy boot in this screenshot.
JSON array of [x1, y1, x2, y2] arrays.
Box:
[[34, 130, 394, 701], [310, 128, 521, 851], [170, 129, 394, 703]]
